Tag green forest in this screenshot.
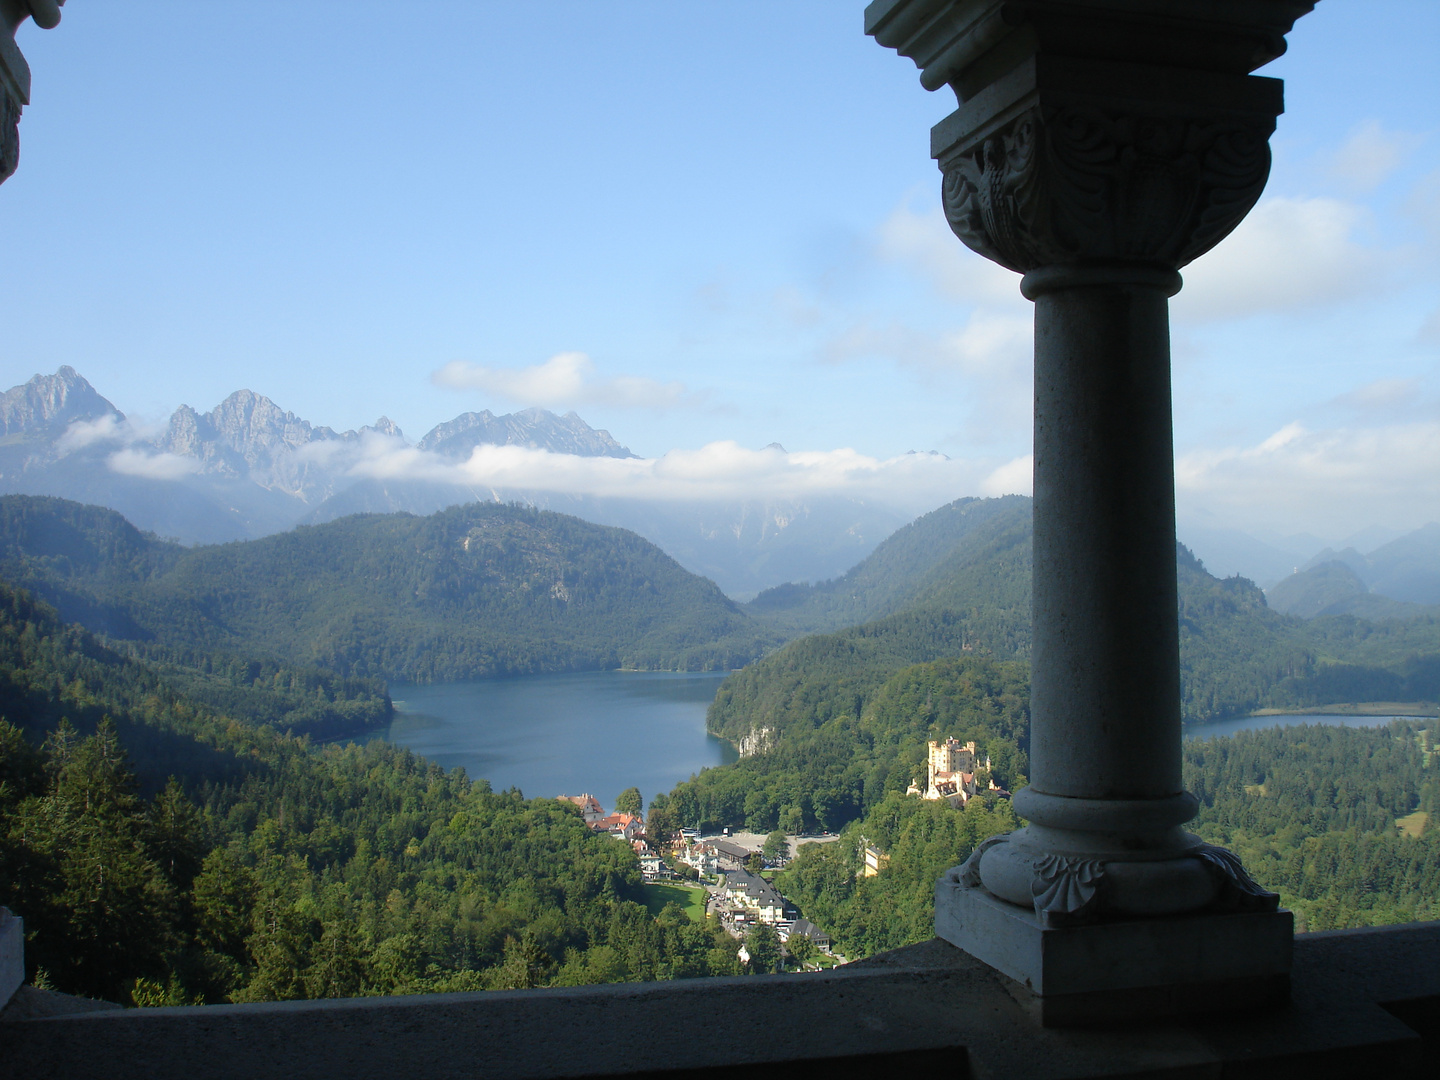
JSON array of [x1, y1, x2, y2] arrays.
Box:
[[772, 683, 1438, 961], [2, 491, 1438, 1006], [0, 583, 741, 1004], [678, 500, 1439, 840], [0, 495, 773, 682]]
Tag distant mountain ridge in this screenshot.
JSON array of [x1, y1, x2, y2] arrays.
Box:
[[1296, 523, 1440, 607], [708, 496, 1440, 750], [0, 494, 772, 680], [0, 367, 908, 596], [417, 408, 635, 459]]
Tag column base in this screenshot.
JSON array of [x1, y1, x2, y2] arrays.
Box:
[[935, 869, 1293, 1027]]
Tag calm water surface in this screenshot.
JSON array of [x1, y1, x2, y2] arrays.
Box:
[[1185, 712, 1434, 740], [382, 671, 736, 812], [378, 673, 1434, 813]]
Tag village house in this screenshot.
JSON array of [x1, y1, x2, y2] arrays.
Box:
[[674, 841, 718, 877], [558, 793, 605, 825], [591, 812, 644, 843], [862, 844, 888, 878], [778, 919, 830, 952], [720, 869, 790, 925], [705, 838, 750, 872]]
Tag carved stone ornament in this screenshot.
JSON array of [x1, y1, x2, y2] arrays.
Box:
[[1194, 843, 1282, 912], [1029, 854, 1105, 926], [956, 834, 1008, 888], [940, 104, 1275, 274]]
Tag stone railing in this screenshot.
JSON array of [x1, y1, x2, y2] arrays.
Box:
[[2, 922, 1437, 1078]]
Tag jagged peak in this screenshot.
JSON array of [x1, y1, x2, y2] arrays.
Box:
[[362, 416, 405, 440], [0, 366, 122, 436]]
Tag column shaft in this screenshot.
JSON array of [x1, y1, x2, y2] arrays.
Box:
[[1029, 281, 1182, 804]]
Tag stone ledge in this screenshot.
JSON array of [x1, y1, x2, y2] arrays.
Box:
[[0, 924, 1435, 1080]]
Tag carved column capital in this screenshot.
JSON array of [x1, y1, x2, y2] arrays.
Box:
[[1, 0, 65, 186], [0, 34, 27, 185], [939, 99, 1275, 276], [929, 52, 1284, 279], [0, 81, 18, 184]]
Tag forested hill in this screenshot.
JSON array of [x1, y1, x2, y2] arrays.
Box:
[[0, 495, 774, 681], [719, 498, 1440, 749], [662, 499, 1440, 838], [744, 495, 1031, 637], [0, 581, 742, 1004]]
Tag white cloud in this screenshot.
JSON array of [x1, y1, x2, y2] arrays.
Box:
[[980, 454, 1032, 497], [946, 313, 1032, 378], [432, 352, 690, 410], [820, 313, 1033, 444], [822, 316, 1029, 376], [340, 437, 999, 516], [875, 197, 1026, 308], [107, 448, 201, 481], [57, 414, 132, 453], [1176, 196, 1382, 321], [1328, 120, 1426, 193], [1176, 421, 1440, 535]]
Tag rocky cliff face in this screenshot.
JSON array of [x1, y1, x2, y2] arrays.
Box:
[[418, 408, 635, 459], [0, 367, 120, 438], [155, 390, 350, 500]]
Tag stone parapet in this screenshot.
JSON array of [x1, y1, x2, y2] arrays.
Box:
[[1, 925, 1436, 1079]]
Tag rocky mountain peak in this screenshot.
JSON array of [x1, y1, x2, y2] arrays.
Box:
[[0, 366, 122, 437], [362, 416, 405, 440], [205, 390, 324, 466], [417, 407, 636, 460]]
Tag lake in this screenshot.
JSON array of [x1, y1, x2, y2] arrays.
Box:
[[377, 672, 1435, 816], [1185, 712, 1435, 740], [382, 671, 736, 814]]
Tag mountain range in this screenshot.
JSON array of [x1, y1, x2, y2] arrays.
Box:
[[1, 489, 1436, 724], [0, 367, 906, 597], [6, 367, 1435, 607], [1265, 525, 1440, 619], [0, 495, 771, 680]]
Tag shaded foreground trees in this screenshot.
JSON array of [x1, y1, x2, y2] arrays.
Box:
[[0, 582, 740, 1004]]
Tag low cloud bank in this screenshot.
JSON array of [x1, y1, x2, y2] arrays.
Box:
[[1176, 420, 1440, 536], [348, 433, 1031, 513], [62, 409, 1030, 514], [107, 447, 202, 481]]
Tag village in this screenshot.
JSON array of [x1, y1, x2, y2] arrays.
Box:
[[557, 738, 1009, 972], [557, 791, 842, 970]]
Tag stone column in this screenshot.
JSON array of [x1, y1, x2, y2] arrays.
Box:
[[866, 0, 1313, 1025], [1, 0, 65, 185]]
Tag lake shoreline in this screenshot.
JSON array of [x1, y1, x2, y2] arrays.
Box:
[[1247, 701, 1438, 718]]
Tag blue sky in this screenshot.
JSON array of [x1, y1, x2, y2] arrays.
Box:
[[2, 2, 1436, 548]]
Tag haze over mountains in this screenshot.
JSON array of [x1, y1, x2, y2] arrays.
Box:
[[3, 367, 1436, 605], [1266, 524, 1440, 619], [0, 368, 904, 598]]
